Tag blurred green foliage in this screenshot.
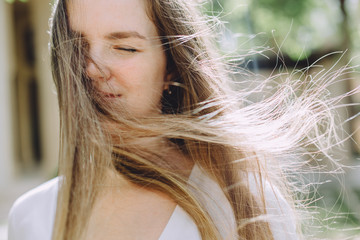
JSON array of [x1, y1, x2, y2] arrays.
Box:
[[254, 0, 312, 18], [205, 0, 349, 60]]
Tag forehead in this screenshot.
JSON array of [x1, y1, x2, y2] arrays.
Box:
[[68, 0, 157, 38]]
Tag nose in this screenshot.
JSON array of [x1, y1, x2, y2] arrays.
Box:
[[86, 57, 111, 82]]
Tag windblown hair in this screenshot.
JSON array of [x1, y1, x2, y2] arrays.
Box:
[[49, 0, 353, 239]]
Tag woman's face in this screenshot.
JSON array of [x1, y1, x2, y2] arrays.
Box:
[[68, 0, 169, 117]]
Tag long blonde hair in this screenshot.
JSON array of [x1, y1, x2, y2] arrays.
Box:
[[49, 0, 350, 239]]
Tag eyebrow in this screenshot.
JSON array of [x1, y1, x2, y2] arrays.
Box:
[[105, 31, 147, 40]]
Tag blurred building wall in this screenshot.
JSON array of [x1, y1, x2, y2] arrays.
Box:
[[0, 0, 59, 190], [30, 0, 59, 176], [0, 0, 16, 192]]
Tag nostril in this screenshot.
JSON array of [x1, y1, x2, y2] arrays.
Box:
[[86, 60, 110, 81], [86, 61, 98, 78]]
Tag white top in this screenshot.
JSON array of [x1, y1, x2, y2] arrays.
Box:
[[8, 165, 298, 240]]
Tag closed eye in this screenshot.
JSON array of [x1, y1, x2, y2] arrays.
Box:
[[114, 47, 137, 53]]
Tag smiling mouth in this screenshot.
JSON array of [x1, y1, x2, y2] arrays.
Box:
[[98, 91, 122, 98], [103, 93, 122, 98]]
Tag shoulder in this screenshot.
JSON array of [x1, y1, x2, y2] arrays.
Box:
[[188, 165, 237, 239], [248, 174, 299, 240], [8, 177, 60, 240]]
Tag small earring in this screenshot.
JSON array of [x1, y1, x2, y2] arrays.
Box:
[[164, 82, 171, 95]]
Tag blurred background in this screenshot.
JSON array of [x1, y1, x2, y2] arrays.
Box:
[[0, 0, 359, 239]]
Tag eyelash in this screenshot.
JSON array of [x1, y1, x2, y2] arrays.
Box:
[[114, 47, 137, 53]]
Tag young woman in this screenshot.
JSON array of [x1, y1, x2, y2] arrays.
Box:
[[9, 0, 342, 239]]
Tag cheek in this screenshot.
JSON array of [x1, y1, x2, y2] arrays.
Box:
[[111, 58, 143, 87], [118, 55, 166, 90]]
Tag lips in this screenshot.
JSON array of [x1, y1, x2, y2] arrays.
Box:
[[98, 90, 122, 98], [103, 93, 122, 98]]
